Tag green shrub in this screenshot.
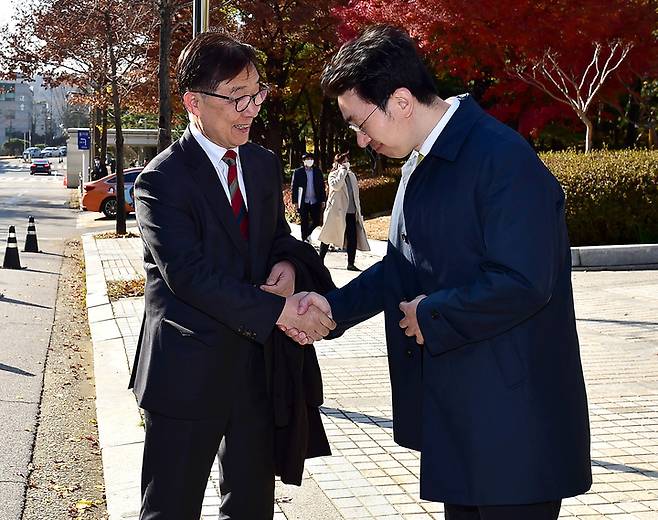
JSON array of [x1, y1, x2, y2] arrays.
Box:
[[358, 175, 399, 217], [2, 138, 27, 156], [540, 149, 658, 246]]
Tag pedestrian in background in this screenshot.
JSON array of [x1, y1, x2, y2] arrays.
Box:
[[318, 151, 370, 271], [291, 152, 326, 242]]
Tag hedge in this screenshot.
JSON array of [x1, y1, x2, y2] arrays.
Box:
[[541, 149, 658, 246], [282, 175, 399, 225], [282, 149, 658, 246]]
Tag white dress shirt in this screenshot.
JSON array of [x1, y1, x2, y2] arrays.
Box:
[[189, 122, 249, 210]]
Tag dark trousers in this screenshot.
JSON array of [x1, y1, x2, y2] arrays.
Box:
[[320, 213, 357, 266], [299, 202, 322, 241], [140, 344, 275, 520], [445, 500, 561, 520]]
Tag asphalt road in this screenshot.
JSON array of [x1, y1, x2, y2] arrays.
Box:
[[0, 157, 83, 519]]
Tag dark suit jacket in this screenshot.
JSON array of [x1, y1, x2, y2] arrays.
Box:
[[327, 95, 591, 505], [129, 127, 296, 421], [291, 165, 326, 208]]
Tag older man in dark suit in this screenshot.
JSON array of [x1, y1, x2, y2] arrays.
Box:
[[130, 32, 334, 520], [295, 25, 591, 520]]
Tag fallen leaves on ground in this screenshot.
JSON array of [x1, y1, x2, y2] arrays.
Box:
[[106, 278, 145, 301], [363, 215, 391, 241], [93, 231, 139, 240]]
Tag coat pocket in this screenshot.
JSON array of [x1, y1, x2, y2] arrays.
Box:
[[161, 318, 216, 348]]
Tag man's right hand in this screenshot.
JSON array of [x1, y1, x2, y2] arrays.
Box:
[[277, 292, 335, 345]]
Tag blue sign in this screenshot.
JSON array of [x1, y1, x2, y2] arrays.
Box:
[[78, 130, 91, 150]]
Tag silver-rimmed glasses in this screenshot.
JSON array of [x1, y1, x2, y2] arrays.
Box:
[[347, 105, 378, 134]]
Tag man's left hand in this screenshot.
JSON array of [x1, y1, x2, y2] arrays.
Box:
[[399, 294, 427, 345], [261, 260, 296, 297]]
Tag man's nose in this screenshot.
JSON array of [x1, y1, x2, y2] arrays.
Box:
[[356, 132, 371, 148], [243, 99, 261, 118]]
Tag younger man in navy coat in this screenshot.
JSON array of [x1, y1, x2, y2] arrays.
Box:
[[295, 25, 591, 520]]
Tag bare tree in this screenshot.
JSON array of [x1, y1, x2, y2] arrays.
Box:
[[515, 41, 632, 152]]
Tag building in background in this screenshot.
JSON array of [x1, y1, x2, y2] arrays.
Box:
[[0, 75, 33, 149]]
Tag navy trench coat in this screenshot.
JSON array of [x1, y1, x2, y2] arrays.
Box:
[[327, 95, 591, 506]]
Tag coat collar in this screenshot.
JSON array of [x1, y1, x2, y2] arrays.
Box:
[[427, 94, 486, 162]]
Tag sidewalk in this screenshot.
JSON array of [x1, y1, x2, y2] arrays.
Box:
[[83, 226, 658, 519]]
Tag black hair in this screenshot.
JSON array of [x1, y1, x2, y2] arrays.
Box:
[[176, 31, 259, 96], [302, 153, 314, 160], [321, 25, 438, 109]]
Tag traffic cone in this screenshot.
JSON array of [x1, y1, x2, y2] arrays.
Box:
[[24, 216, 39, 253], [3, 226, 23, 269]]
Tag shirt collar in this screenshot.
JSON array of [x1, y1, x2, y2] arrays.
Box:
[[189, 121, 238, 165], [417, 97, 460, 158]]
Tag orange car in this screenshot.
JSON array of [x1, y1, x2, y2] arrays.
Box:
[[81, 168, 142, 218]]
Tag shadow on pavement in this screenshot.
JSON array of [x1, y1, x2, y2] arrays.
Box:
[[0, 295, 52, 309], [321, 406, 393, 429], [0, 363, 35, 377]]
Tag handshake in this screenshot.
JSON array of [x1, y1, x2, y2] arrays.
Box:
[[276, 292, 335, 346]]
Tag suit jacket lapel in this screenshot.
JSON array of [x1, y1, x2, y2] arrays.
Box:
[[240, 145, 267, 278], [180, 128, 249, 259]]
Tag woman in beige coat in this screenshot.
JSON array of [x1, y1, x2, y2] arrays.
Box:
[[318, 152, 370, 270]]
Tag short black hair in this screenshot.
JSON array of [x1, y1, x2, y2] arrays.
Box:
[[176, 31, 259, 96], [302, 153, 314, 160], [321, 25, 438, 109]]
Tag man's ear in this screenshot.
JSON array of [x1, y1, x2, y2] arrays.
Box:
[[391, 88, 414, 119], [182, 91, 202, 116]]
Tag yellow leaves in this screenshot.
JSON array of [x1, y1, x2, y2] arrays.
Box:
[[75, 499, 94, 510]]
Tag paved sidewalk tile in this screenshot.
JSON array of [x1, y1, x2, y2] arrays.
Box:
[[89, 232, 658, 520]]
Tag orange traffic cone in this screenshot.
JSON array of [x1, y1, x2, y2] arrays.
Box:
[[24, 216, 39, 253], [3, 226, 23, 269]]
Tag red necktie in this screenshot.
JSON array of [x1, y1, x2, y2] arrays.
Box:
[[222, 150, 249, 240]]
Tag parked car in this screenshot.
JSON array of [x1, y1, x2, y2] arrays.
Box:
[[41, 146, 61, 157], [23, 147, 42, 161], [30, 158, 51, 175], [58, 146, 67, 157], [81, 168, 142, 218]]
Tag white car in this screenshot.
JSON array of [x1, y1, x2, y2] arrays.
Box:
[[22, 147, 42, 161], [41, 146, 61, 157]]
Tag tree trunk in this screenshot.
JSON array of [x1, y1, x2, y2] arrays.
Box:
[[101, 107, 108, 168], [157, 0, 173, 153], [649, 126, 656, 149], [105, 10, 126, 235], [578, 112, 594, 153], [92, 106, 102, 161]]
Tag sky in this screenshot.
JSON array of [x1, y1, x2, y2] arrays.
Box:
[[0, 1, 16, 28]]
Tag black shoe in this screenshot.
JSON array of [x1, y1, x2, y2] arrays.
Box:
[[346, 264, 361, 271]]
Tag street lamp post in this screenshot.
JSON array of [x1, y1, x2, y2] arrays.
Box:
[[192, 0, 209, 37]]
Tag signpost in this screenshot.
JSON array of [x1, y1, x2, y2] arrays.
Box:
[[78, 129, 91, 185]]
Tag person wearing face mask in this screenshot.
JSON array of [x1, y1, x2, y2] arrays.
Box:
[[91, 156, 108, 181], [291, 152, 326, 242], [318, 151, 370, 271]]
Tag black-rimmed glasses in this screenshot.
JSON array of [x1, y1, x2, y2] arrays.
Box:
[[347, 105, 378, 134], [193, 85, 270, 112]]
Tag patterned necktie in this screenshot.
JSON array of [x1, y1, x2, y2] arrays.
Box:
[[222, 150, 249, 240]]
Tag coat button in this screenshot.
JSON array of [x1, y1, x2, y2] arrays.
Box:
[[405, 348, 413, 358], [431, 310, 440, 319]]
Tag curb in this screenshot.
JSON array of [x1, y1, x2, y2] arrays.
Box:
[[571, 244, 658, 269], [82, 233, 143, 520], [303, 223, 658, 269]]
